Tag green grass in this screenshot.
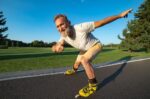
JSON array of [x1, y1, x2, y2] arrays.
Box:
[[0, 47, 150, 73], [0, 47, 77, 55]]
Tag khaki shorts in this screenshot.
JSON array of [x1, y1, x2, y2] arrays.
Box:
[[76, 43, 102, 62]]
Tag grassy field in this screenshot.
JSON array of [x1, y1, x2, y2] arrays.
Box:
[[0, 47, 150, 73]]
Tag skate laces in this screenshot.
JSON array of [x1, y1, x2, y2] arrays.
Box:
[[83, 83, 97, 93], [83, 85, 91, 93]]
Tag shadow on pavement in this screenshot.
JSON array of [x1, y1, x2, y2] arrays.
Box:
[[97, 56, 132, 91]]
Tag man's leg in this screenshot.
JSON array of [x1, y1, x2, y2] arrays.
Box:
[[79, 43, 102, 97], [80, 57, 96, 80], [81, 43, 102, 80]]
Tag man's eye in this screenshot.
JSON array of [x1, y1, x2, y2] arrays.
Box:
[[57, 25, 60, 28], [61, 23, 65, 26]]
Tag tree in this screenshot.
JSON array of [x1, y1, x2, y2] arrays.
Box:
[[118, 20, 143, 52], [119, 0, 150, 52], [135, 0, 150, 52], [0, 11, 8, 43], [31, 40, 45, 47]]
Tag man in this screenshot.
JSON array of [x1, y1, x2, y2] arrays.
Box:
[[52, 9, 132, 97]]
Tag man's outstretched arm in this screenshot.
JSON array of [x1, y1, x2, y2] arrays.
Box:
[[94, 8, 132, 28]]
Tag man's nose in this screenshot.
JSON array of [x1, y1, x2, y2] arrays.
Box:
[[59, 27, 64, 32], [59, 28, 62, 32]]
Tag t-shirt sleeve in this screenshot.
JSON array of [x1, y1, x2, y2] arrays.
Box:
[[75, 22, 95, 33]]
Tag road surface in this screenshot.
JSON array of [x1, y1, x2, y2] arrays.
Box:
[[0, 58, 150, 99]]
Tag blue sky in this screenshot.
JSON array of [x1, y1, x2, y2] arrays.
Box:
[[0, 0, 144, 44]]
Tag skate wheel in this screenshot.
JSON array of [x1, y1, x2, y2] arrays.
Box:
[[75, 94, 80, 98]]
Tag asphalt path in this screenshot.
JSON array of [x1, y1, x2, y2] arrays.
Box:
[[0, 58, 150, 99]]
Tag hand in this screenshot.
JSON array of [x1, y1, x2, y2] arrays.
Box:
[[119, 8, 133, 18], [52, 44, 64, 53], [56, 44, 64, 53], [52, 44, 57, 52]]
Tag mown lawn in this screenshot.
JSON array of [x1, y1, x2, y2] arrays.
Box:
[[0, 47, 150, 73]]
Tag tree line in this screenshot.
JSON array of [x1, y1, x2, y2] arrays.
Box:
[[1, 39, 57, 48], [0, 39, 72, 48]]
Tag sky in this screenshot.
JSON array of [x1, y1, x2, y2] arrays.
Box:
[[0, 0, 144, 45]]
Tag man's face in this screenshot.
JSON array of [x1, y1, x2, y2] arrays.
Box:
[[55, 17, 70, 37]]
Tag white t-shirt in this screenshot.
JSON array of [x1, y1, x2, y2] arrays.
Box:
[[59, 22, 100, 51]]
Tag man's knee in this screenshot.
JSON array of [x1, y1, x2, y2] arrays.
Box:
[[74, 61, 81, 66], [80, 56, 90, 65]]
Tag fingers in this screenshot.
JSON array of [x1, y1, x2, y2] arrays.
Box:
[[57, 45, 64, 53], [51, 44, 64, 53], [124, 14, 128, 18], [120, 8, 133, 18], [124, 8, 132, 18], [128, 8, 133, 13]]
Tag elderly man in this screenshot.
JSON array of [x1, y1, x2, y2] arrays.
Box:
[[52, 9, 132, 97]]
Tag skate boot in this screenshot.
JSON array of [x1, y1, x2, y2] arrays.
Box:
[[64, 69, 76, 75], [79, 83, 97, 97]]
